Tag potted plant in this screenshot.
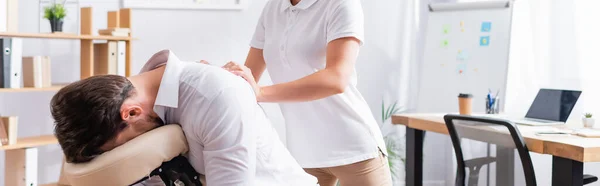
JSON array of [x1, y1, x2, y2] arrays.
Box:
[[44, 1, 67, 33], [583, 113, 595, 128], [381, 100, 405, 185]]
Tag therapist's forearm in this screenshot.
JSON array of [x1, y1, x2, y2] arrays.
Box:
[[258, 69, 348, 102], [255, 37, 360, 103], [244, 47, 267, 82]]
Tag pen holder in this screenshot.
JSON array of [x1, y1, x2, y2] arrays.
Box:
[[486, 97, 500, 114]]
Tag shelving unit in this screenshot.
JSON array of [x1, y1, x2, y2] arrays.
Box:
[[0, 86, 64, 93], [40, 183, 59, 186], [0, 5, 136, 186], [0, 8, 134, 92], [0, 135, 58, 151], [0, 32, 133, 41]]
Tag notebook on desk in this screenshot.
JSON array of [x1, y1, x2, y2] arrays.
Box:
[[507, 89, 582, 126], [575, 129, 600, 138]]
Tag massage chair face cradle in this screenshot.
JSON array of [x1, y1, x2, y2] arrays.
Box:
[[62, 125, 204, 186]]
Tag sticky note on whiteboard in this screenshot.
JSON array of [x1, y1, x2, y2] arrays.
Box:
[[456, 63, 467, 75], [441, 40, 449, 47], [480, 36, 490, 46], [481, 22, 492, 32], [443, 25, 450, 34], [457, 50, 468, 60]]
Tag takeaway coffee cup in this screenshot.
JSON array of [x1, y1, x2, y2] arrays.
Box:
[[458, 93, 473, 115]]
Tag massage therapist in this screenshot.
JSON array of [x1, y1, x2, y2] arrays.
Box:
[[223, 0, 392, 185]]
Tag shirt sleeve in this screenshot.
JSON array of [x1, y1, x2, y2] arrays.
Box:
[[197, 87, 257, 185], [326, 0, 365, 45], [249, 4, 268, 49]]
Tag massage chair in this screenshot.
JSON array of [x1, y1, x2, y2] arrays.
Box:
[[58, 124, 205, 186]]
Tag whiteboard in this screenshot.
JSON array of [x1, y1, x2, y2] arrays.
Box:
[[416, 1, 513, 113]]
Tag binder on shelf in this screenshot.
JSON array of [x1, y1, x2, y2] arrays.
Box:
[[5, 0, 18, 32], [6, 148, 38, 186], [109, 41, 119, 75], [0, 116, 7, 145], [93, 41, 118, 75], [0, 0, 7, 32], [1, 38, 22, 88], [0, 116, 17, 145], [22, 56, 51, 88], [117, 41, 126, 76]]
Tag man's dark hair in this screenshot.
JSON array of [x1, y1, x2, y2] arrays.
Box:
[[51, 75, 135, 163]]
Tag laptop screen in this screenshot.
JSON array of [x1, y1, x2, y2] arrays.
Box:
[[525, 89, 582, 122]]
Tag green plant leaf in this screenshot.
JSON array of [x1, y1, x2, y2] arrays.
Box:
[[381, 100, 385, 122], [392, 107, 401, 116], [44, 6, 53, 19], [385, 102, 393, 121], [44, 3, 67, 20], [386, 102, 399, 121], [389, 102, 398, 117]]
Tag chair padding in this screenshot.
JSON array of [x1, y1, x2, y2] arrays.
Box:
[[63, 124, 189, 186]]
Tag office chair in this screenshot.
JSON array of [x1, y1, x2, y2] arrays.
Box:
[[444, 114, 597, 186]]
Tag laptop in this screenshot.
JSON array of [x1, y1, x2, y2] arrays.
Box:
[[511, 89, 582, 126]]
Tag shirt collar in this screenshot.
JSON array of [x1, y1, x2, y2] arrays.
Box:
[[138, 50, 184, 123], [153, 50, 183, 110], [280, 0, 318, 12]]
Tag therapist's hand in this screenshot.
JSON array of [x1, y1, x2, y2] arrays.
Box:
[[197, 60, 210, 64], [222, 61, 262, 99]]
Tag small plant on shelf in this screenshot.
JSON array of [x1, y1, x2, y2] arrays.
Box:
[[44, 1, 68, 33], [585, 113, 593, 118]]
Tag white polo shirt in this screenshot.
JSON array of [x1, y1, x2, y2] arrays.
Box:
[[138, 50, 317, 185], [250, 0, 387, 168]]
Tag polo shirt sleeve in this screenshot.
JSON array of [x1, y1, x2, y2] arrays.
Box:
[[326, 0, 365, 45], [250, 5, 268, 49]]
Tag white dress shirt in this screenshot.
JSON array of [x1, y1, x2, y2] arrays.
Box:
[[250, 0, 387, 168], [138, 50, 316, 186]]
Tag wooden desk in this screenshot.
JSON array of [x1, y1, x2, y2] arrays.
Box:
[[392, 113, 600, 186]]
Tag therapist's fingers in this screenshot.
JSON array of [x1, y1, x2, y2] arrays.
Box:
[[198, 60, 210, 64], [222, 61, 237, 69], [230, 70, 250, 81], [224, 62, 244, 71], [228, 65, 243, 72]]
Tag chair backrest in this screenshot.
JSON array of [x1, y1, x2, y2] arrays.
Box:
[[444, 114, 536, 186]]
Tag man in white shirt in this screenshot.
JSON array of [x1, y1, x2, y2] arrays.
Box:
[[50, 50, 316, 185]]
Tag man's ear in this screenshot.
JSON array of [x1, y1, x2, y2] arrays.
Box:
[[121, 105, 143, 122]]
